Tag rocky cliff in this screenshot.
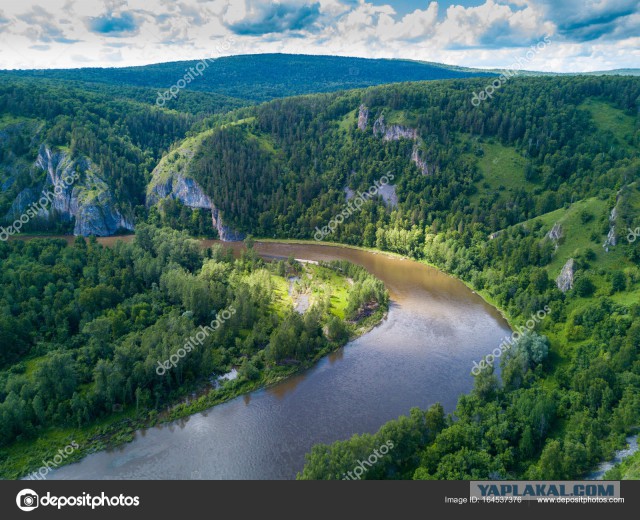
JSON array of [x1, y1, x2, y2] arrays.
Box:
[[556, 258, 575, 292], [147, 172, 212, 209], [357, 105, 369, 131], [212, 208, 245, 242], [411, 146, 431, 175], [546, 222, 563, 250], [369, 114, 432, 176], [5, 145, 133, 236], [372, 114, 418, 141], [147, 145, 245, 242], [603, 204, 618, 252]]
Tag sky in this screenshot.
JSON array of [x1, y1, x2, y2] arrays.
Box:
[[0, 0, 638, 72]]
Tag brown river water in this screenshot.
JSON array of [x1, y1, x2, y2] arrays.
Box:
[[22, 237, 511, 480]]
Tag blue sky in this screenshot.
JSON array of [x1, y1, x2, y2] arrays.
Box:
[[376, 0, 486, 16], [0, 1, 638, 71]]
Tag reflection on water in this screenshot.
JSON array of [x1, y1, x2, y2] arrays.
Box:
[[39, 239, 511, 480]]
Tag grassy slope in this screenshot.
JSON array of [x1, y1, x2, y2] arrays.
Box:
[[580, 98, 637, 153], [466, 136, 532, 206], [468, 99, 640, 474]]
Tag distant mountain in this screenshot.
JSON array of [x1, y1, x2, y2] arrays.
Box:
[[4, 53, 494, 102], [580, 69, 640, 76], [479, 67, 640, 77]]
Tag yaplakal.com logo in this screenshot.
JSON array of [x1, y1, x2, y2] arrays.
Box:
[[16, 489, 140, 511]]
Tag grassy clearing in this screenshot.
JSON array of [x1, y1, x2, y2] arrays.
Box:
[[338, 108, 357, 135], [307, 264, 350, 319], [579, 98, 637, 152], [382, 109, 418, 127], [506, 196, 640, 315], [484, 192, 640, 358], [249, 131, 278, 155], [270, 273, 292, 316], [529, 198, 612, 274], [460, 134, 533, 205], [0, 114, 38, 129]]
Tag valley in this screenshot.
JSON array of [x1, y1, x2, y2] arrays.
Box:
[[1, 61, 639, 481]]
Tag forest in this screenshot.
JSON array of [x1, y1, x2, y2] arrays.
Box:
[[0, 227, 388, 478], [5, 54, 492, 102], [182, 75, 640, 243]]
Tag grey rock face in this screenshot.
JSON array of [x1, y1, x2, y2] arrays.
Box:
[[357, 105, 369, 131], [35, 146, 80, 218], [546, 223, 563, 250], [603, 205, 618, 251], [604, 226, 617, 251], [344, 187, 355, 201], [377, 184, 398, 208], [35, 146, 133, 236], [384, 126, 418, 141], [73, 191, 133, 237], [556, 258, 575, 292], [3, 145, 133, 236], [212, 208, 245, 242], [372, 115, 418, 141], [372, 115, 385, 137], [147, 173, 212, 209], [147, 159, 244, 242], [411, 146, 430, 175]]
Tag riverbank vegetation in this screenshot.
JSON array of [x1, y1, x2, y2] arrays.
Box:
[[605, 445, 640, 480], [290, 87, 640, 479], [0, 226, 388, 478]]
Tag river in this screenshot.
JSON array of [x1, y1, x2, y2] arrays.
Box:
[[43, 239, 511, 480]]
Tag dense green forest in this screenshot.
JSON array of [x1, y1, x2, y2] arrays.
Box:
[[6, 54, 492, 102], [0, 227, 388, 478], [182, 75, 640, 242]]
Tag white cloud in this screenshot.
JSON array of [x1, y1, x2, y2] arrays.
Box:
[[0, 0, 636, 71]]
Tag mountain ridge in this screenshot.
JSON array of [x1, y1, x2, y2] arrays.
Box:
[[2, 53, 495, 102]]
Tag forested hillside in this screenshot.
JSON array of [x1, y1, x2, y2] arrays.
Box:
[[6, 54, 493, 102], [181, 76, 639, 242], [0, 77, 200, 235]]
